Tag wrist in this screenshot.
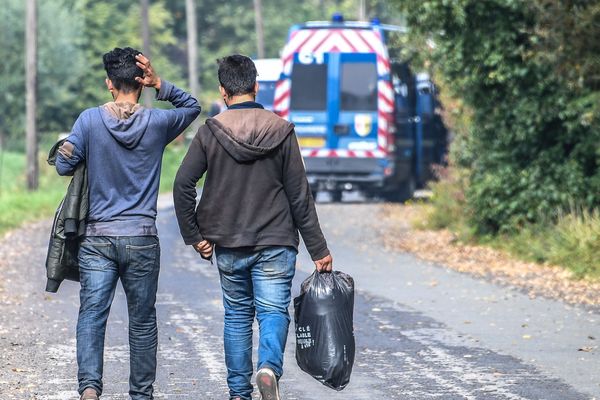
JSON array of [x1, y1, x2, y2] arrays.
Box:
[[154, 78, 161, 90]]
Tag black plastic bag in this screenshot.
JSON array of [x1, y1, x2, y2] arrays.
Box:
[[293, 270, 355, 390]]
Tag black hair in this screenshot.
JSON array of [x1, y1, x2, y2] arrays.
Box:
[[102, 47, 143, 94], [217, 54, 257, 97]]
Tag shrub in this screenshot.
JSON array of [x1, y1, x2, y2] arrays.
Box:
[[396, 0, 600, 233], [549, 209, 600, 278]]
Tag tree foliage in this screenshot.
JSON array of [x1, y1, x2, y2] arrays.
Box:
[[397, 0, 600, 233], [0, 0, 402, 148], [0, 0, 84, 147]]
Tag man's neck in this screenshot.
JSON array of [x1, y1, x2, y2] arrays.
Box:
[[113, 92, 140, 104], [227, 94, 255, 107]]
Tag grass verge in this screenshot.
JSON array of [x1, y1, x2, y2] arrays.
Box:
[[420, 169, 600, 280], [0, 143, 187, 236], [487, 210, 600, 279]]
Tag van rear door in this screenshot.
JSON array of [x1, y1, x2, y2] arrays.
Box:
[[335, 53, 379, 153], [289, 53, 328, 150]]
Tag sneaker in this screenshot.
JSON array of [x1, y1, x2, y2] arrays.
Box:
[[80, 388, 98, 400], [256, 367, 280, 400]]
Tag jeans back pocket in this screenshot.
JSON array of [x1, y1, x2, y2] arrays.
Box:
[[126, 240, 160, 276], [79, 239, 113, 271]]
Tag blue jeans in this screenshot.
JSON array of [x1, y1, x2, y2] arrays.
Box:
[[77, 236, 160, 399], [215, 246, 297, 400]]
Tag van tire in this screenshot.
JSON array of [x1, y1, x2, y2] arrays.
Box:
[[330, 190, 343, 203], [384, 175, 415, 203]]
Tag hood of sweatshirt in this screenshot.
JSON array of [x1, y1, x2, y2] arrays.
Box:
[[99, 102, 151, 149], [206, 108, 295, 163]]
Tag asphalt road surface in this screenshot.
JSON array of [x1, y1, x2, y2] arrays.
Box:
[[0, 195, 598, 399]]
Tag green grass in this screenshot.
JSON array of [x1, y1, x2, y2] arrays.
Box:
[[0, 143, 189, 236], [489, 210, 600, 279], [159, 143, 187, 192], [421, 171, 600, 279], [0, 150, 67, 234]]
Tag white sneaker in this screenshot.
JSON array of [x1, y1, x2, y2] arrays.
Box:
[[256, 367, 280, 400]]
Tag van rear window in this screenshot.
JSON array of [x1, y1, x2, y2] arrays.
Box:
[[256, 81, 277, 106], [341, 63, 378, 111], [290, 63, 327, 111]]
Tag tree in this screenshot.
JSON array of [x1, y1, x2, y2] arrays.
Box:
[[71, 0, 184, 113], [397, 0, 600, 233], [25, 0, 38, 190]]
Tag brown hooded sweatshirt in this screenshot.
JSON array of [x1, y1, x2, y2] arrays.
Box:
[[173, 105, 329, 261]]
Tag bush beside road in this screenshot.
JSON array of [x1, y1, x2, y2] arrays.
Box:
[[421, 169, 600, 281], [393, 0, 600, 284]]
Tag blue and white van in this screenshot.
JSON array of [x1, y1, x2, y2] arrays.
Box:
[[274, 16, 447, 201], [254, 58, 282, 111]]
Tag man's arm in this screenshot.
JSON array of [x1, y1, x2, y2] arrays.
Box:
[[56, 114, 86, 176], [156, 80, 201, 143], [173, 128, 208, 247], [281, 131, 332, 271], [135, 54, 201, 143]]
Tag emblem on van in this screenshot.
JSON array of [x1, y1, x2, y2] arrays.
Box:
[[354, 114, 373, 137]]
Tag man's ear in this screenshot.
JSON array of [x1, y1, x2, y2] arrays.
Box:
[[105, 78, 114, 92], [254, 82, 259, 95], [219, 85, 227, 99]]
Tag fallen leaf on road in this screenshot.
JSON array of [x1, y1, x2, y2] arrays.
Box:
[[578, 347, 596, 352]]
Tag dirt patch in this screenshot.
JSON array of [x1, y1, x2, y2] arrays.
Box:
[[378, 203, 600, 307]]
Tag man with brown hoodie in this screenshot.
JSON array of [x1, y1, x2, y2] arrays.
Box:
[[173, 54, 332, 400]]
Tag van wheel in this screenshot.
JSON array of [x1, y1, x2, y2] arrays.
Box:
[[384, 176, 415, 203], [330, 190, 343, 203]]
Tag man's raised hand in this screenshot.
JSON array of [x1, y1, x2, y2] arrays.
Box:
[[135, 54, 161, 90]]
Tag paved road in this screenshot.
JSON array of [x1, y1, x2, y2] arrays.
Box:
[[0, 196, 598, 399]]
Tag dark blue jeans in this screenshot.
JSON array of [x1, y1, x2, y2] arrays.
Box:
[[77, 236, 160, 399], [215, 246, 297, 400]]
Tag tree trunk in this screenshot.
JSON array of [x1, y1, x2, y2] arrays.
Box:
[[253, 0, 265, 58], [186, 0, 200, 132], [25, 0, 38, 191], [141, 0, 153, 108], [358, 0, 367, 21]]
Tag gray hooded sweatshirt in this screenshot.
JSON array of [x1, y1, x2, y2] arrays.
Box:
[[173, 102, 329, 261]]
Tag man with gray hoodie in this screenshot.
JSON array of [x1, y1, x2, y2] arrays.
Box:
[[173, 55, 332, 400], [56, 47, 200, 400]]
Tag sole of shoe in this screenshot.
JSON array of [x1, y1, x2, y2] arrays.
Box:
[[256, 368, 280, 400]]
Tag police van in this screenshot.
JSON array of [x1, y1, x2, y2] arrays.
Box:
[[254, 58, 282, 111], [273, 15, 447, 201]]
